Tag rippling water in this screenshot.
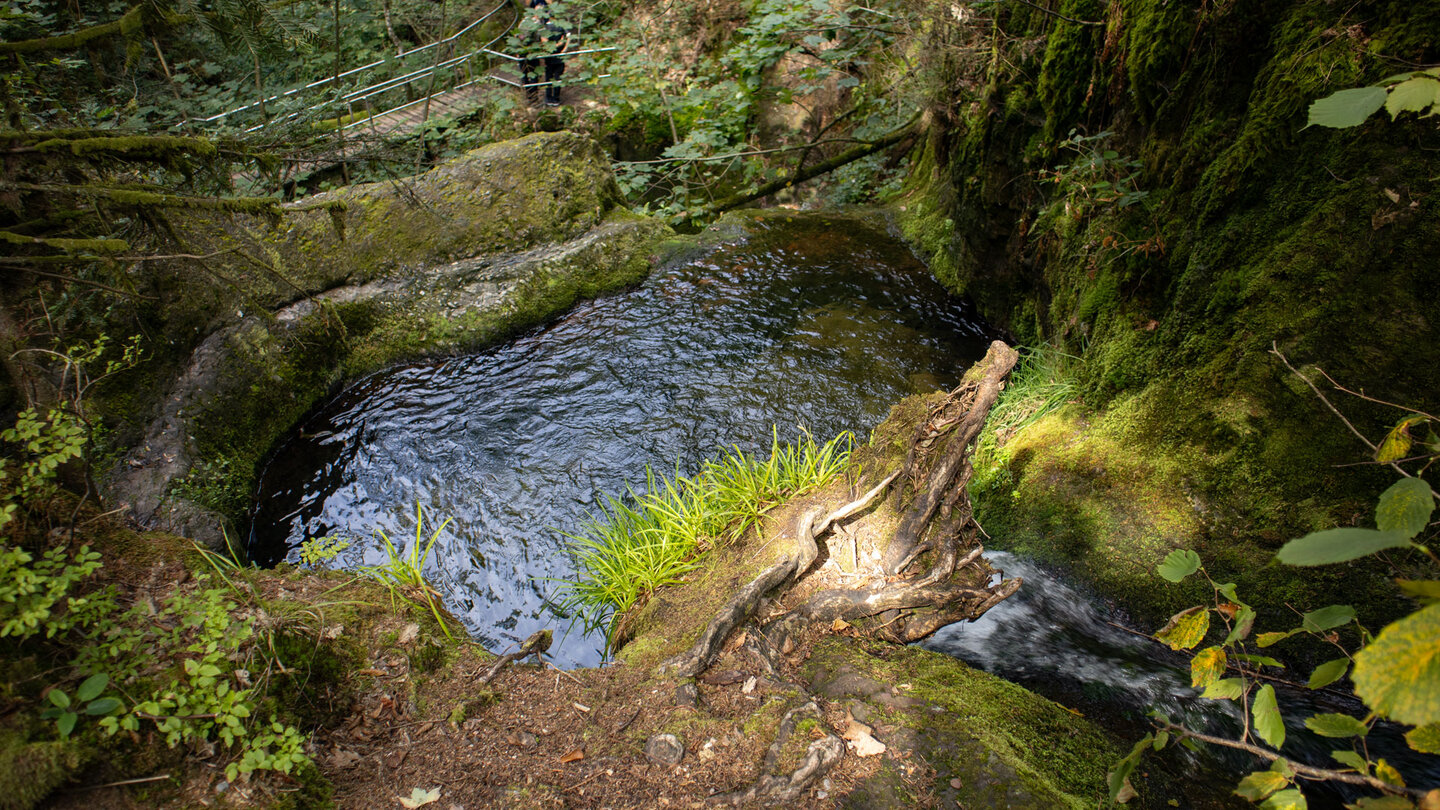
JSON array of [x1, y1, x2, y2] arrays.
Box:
[[249, 212, 993, 667]]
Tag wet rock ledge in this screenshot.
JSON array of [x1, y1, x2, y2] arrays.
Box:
[[102, 131, 673, 546]]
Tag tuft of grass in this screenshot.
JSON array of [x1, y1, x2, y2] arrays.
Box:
[[970, 343, 1079, 496], [555, 429, 853, 647], [361, 502, 455, 639], [986, 344, 1080, 442]]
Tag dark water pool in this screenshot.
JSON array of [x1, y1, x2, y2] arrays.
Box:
[[248, 212, 993, 667]]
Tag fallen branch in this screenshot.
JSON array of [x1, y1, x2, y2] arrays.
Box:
[[672, 115, 919, 227]]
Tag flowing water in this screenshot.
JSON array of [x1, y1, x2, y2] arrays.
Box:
[[248, 212, 1436, 803], [248, 212, 993, 667], [927, 552, 1439, 807]]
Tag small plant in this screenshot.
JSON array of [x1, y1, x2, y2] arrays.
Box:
[[556, 429, 853, 645], [40, 673, 123, 738], [1044, 130, 1149, 210], [361, 502, 455, 639], [299, 535, 351, 566], [0, 543, 106, 640], [970, 344, 1078, 497]]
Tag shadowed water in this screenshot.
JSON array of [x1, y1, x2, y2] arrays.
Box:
[[248, 213, 992, 667], [927, 552, 1440, 806]]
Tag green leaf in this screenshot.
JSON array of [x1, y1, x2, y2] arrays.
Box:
[[1404, 723, 1440, 754], [1302, 605, 1356, 633], [1252, 684, 1286, 749], [1156, 606, 1210, 651], [1304, 713, 1368, 738], [1352, 603, 1440, 726], [1234, 770, 1289, 801], [1306, 86, 1387, 128], [1330, 749, 1368, 771], [1275, 527, 1411, 566], [1152, 730, 1169, 750], [1202, 678, 1244, 700], [1258, 788, 1307, 810], [1226, 606, 1258, 645], [85, 697, 123, 715], [1308, 658, 1349, 689], [1157, 549, 1202, 582], [1190, 645, 1227, 688], [47, 690, 70, 709], [57, 712, 77, 737], [1235, 653, 1285, 669], [1107, 734, 1151, 804], [1385, 76, 1440, 120], [76, 673, 108, 702], [1376, 478, 1434, 538]]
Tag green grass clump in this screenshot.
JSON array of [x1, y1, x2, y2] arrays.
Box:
[[557, 429, 853, 646], [986, 344, 1080, 442]]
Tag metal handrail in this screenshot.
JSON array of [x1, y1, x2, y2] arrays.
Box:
[[197, 0, 513, 127]]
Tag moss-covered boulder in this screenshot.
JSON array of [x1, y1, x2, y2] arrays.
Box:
[[894, 0, 1439, 626], [100, 131, 672, 545]]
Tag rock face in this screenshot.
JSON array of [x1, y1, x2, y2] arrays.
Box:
[[102, 132, 672, 545]]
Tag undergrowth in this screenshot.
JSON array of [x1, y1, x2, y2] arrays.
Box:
[[555, 429, 853, 646]]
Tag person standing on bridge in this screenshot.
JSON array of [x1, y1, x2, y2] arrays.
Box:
[[521, 0, 569, 107]]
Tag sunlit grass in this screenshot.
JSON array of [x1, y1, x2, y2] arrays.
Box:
[[971, 343, 1079, 492], [555, 429, 853, 647]]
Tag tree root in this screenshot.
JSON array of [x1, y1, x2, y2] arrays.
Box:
[[477, 629, 552, 685], [710, 702, 844, 806], [663, 341, 1021, 800]]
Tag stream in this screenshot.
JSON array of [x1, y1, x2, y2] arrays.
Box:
[[248, 212, 1436, 804], [928, 552, 1440, 807], [249, 212, 993, 668]]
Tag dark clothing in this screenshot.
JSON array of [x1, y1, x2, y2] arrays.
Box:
[[521, 0, 567, 105]]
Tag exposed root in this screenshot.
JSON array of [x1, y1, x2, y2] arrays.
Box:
[[662, 341, 1022, 800], [477, 629, 552, 685], [710, 702, 844, 806]]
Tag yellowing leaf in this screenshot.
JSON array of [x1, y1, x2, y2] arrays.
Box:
[[1252, 685, 1286, 749], [1353, 603, 1440, 726], [1156, 607, 1210, 651], [1191, 646, 1228, 689], [1258, 788, 1308, 810], [1233, 769, 1288, 801], [1407, 723, 1440, 754], [1202, 678, 1244, 700], [1376, 416, 1423, 463], [1375, 758, 1406, 787]]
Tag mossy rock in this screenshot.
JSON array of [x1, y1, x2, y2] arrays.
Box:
[[99, 132, 673, 543], [0, 728, 85, 810]]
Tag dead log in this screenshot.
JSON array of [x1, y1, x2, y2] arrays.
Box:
[[880, 341, 1019, 575]]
